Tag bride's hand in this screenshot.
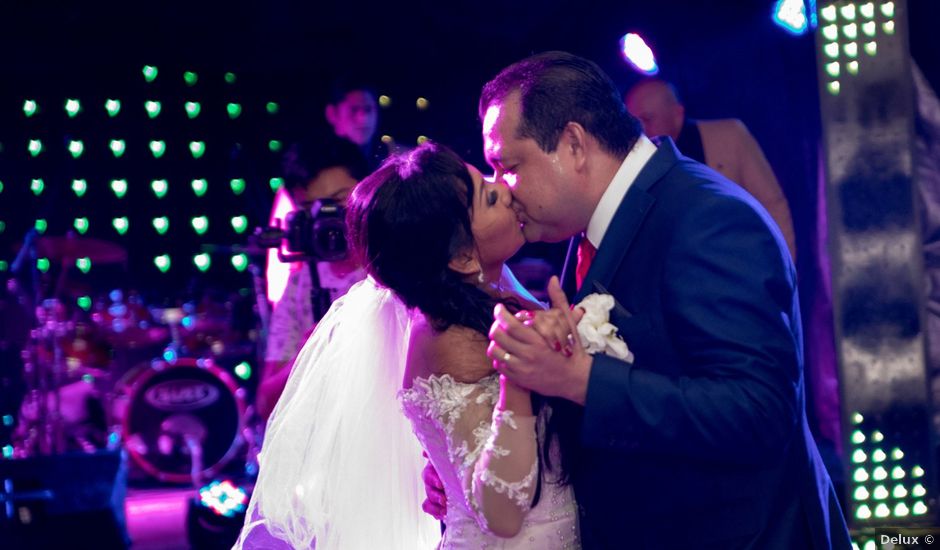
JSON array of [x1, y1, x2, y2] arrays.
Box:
[[515, 306, 585, 356]]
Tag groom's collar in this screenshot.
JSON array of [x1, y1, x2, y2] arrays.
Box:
[[585, 135, 657, 248]]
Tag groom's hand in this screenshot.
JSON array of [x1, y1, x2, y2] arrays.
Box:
[[488, 277, 591, 405], [421, 455, 447, 520]]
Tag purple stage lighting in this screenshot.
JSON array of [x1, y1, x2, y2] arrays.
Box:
[[620, 32, 658, 75]]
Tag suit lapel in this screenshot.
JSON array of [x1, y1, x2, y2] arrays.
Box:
[[574, 138, 681, 302], [560, 236, 580, 298]]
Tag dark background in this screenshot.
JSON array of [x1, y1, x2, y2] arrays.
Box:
[[0, 0, 938, 300]]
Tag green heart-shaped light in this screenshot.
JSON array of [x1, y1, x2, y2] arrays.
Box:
[[68, 140, 84, 159], [77, 296, 92, 311], [71, 179, 87, 197], [142, 65, 158, 82], [37, 258, 50, 273], [112, 217, 129, 235], [231, 215, 248, 234], [105, 99, 121, 117], [227, 103, 242, 119], [193, 253, 211, 272], [191, 178, 208, 197], [269, 177, 284, 192], [189, 141, 206, 159], [110, 179, 128, 198], [154, 254, 171, 272], [145, 100, 162, 118], [110, 139, 126, 158], [76, 257, 91, 274], [191, 216, 209, 235], [266, 101, 279, 114], [268, 139, 282, 152], [151, 179, 168, 198], [185, 101, 201, 119], [150, 140, 166, 158], [73, 217, 89, 234], [23, 100, 38, 117], [152, 217, 169, 235], [184, 71, 198, 86], [231, 254, 249, 272], [31, 178, 44, 196], [34, 219, 47, 234], [230, 178, 246, 195], [28, 139, 43, 157], [65, 99, 81, 118]]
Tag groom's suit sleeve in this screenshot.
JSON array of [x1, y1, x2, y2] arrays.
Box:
[[580, 187, 801, 465]]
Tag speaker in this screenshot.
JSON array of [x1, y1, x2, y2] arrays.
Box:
[[0, 450, 129, 549]]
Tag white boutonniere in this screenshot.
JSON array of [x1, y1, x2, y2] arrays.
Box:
[[575, 293, 633, 362]]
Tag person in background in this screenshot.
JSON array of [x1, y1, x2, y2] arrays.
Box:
[[257, 137, 369, 420], [325, 76, 387, 171], [625, 78, 797, 260]]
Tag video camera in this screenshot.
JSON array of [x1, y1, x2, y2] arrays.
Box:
[[254, 198, 349, 263]]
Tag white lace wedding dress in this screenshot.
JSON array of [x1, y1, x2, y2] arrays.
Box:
[[399, 373, 581, 549]]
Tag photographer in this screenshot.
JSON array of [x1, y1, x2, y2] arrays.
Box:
[[257, 138, 369, 420]]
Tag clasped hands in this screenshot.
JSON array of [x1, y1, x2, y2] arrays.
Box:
[[486, 276, 591, 404]]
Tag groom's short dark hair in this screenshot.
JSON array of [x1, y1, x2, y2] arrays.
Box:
[[479, 51, 642, 158]]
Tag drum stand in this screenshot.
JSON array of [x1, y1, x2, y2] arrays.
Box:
[[17, 300, 72, 457]]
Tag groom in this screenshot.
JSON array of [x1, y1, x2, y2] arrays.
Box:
[[483, 52, 851, 549]]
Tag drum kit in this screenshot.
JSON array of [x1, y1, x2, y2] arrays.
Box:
[[4, 234, 259, 486]]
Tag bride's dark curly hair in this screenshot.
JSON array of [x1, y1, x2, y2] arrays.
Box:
[[346, 141, 501, 334]]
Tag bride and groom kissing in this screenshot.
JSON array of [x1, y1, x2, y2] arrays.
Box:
[[236, 51, 851, 549]]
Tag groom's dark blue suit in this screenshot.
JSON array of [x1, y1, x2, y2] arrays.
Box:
[[558, 138, 850, 549]]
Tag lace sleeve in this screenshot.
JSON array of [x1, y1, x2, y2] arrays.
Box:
[[434, 378, 539, 535]]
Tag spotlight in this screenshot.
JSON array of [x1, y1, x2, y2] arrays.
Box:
[[773, 0, 812, 35], [619, 32, 658, 75], [186, 480, 250, 549]]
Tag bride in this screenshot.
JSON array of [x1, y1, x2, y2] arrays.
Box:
[[235, 141, 581, 549]]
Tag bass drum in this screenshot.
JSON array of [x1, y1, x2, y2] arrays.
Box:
[[117, 357, 246, 484]]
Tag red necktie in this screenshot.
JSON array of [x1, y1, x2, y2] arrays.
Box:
[[576, 237, 597, 290]]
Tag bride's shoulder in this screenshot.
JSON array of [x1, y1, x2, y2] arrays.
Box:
[[406, 315, 492, 386]]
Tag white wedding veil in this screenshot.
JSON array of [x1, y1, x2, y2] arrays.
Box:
[[235, 277, 440, 549]]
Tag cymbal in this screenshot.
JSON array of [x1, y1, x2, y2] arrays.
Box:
[[37, 236, 128, 264]]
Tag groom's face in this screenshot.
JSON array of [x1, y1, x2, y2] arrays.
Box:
[[482, 91, 577, 243]]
